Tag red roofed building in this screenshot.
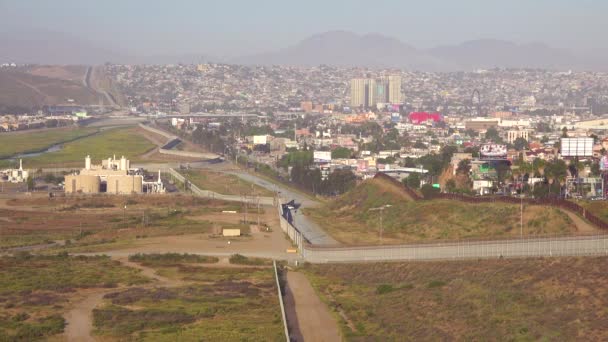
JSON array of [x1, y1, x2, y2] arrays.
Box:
[[409, 112, 443, 124]]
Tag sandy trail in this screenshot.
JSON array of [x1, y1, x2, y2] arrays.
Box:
[[284, 271, 341, 342]]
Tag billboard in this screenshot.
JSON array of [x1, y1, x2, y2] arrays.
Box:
[[480, 144, 507, 160], [313, 151, 332, 163], [601, 155, 608, 171], [561, 137, 593, 157], [253, 135, 267, 145]]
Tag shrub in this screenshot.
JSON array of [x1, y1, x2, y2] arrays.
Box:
[[128, 253, 218, 266], [229, 254, 272, 266], [427, 280, 446, 288], [376, 284, 395, 295]]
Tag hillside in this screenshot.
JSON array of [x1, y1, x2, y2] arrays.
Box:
[[0, 66, 108, 112], [304, 177, 579, 245]]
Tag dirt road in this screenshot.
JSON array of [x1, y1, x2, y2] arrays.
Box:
[[284, 271, 341, 342]]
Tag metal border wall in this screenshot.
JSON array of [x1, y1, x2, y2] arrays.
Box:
[[273, 261, 290, 342]]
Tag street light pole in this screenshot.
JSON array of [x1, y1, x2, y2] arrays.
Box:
[[520, 195, 523, 238], [369, 204, 392, 244]]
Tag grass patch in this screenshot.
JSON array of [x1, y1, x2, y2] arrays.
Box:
[[303, 257, 608, 341], [21, 127, 156, 167], [0, 126, 97, 159], [128, 253, 219, 266]]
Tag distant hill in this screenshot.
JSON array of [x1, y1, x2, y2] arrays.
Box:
[[427, 39, 581, 70], [235, 32, 596, 71], [233, 31, 449, 71]]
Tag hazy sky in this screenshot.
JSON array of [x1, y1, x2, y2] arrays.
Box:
[[1, 0, 606, 56]]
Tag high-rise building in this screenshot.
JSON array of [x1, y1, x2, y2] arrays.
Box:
[[376, 77, 390, 104], [350, 78, 376, 108], [388, 75, 401, 104], [351, 76, 401, 108]]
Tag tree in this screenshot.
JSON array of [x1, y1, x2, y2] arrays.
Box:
[[320, 169, 356, 196], [456, 159, 471, 175], [561, 127, 569, 138], [445, 179, 456, 193], [485, 127, 502, 142], [513, 137, 529, 151], [331, 147, 352, 159], [403, 173, 420, 188], [421, 184, 439, 199]]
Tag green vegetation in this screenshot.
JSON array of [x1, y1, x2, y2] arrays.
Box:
[[181, 169, 274, 196], [229, 254, 273, 266], [0, 313, 65, 342], [94, 263, 283, 340], [0, 254, 149, 341], [21, 127, 156, 167], [0, 126, 97, 159], [331, 147, 353, 159], [0, 254, 148, 294], [305, 177, 577, 244], [303, 257, 608, 341], [128, 253, 219, 266]]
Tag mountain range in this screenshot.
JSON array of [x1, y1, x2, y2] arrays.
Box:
[[0, 29, 603, 71]]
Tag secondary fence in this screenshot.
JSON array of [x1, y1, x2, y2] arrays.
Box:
[[167, 168, 275, 205], [302, 234, 608, 263]]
